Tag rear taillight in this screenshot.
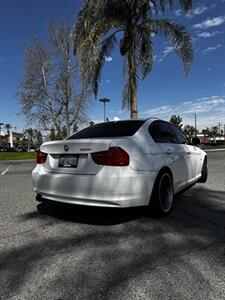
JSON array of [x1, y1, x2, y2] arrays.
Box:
[[37, 150, 48, 164], [91, 147, 129, 166]]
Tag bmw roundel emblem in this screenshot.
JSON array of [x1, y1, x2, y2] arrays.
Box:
[[64, 145, 69, 152]]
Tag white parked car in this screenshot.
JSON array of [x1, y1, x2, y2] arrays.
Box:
[[32, 119, 207, 216]]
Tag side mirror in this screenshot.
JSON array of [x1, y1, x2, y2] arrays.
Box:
[[191, 137, 200, 145]]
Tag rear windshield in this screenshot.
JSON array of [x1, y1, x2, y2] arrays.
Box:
[[67, 121, 145, 139]]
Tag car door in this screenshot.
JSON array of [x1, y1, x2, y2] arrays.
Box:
[[149, 121, 186, 190], [182, 143, 202, 180], [168, 123, 199, 182]]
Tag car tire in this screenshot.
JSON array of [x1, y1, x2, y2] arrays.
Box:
[[148, 171, 174, 217], [198, 157, 208, 183]]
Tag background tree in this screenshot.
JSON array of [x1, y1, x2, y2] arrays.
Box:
[[183, 124, 197, 137], [89, 121, 95, 126], [73, 0, 193, 119], [4, 123, 12, 135], [49, 127, 56, 141], [24, 128, 43, 148], [202, 128, 210, 137], [34, 130, 43, 146], [202, 126, 219, 139], [169, 115, 183, 128], [17, 21, 90, 137]]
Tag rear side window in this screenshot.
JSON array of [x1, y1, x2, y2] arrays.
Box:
[[67, 121, 145, 139], [149, 121, 177, 143]]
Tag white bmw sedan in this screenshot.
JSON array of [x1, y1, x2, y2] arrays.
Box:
[[32, 118, 207, 216]]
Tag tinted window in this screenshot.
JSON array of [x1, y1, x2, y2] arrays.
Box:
[[168, 124, 189, 144], [149, 121, 177, 143], [67, 121, 145, 139]]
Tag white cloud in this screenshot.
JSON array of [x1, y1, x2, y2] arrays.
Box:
[[113, 117, 120, 121], [198, 32, 211, 38], [202, 44, 222, 55], [186, 5, 207, 18], [175, 9, 182, 16], [105, 79, 111, 83], [142, 96, 225, 130], [105, 56, 113, 62], [144, 105, 173, 116], [158, 46, 174, 62], [197, 31, 221, 38], [193, 6, 208, 15], [193, 16, 225, 29], [209, 4, 216, 10], [163, 46, 173, 55]]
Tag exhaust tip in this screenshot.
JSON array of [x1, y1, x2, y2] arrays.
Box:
[[36, 193, 42, 202]]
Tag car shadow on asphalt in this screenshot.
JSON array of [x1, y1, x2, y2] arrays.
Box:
[[36, 200, 145, 225], [1, 186, 225, 299], [19, 184, 225, 228]]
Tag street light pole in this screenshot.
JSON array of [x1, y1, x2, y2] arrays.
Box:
[[218, 122, 221, 141], [0, 123, 3, 146], [99, 98, 110, 121], [194, 113, 197, 136], [0, 123, 4, 136]]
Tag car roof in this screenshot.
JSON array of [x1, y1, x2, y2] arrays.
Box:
[[92, 117, 160, 127]]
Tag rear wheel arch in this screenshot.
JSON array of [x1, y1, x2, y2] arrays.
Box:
[[148, 166, 174, 216], [157, 166, 173, 182]]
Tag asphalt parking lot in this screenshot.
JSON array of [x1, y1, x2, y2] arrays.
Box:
[[0, 151, 225, 300]]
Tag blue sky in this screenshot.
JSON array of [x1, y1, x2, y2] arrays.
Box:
[[0, 0, 225, 132]]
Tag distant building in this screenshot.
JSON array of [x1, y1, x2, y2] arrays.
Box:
[[196, 134, 210, 144], [197, 133, 225, 144], [0, 131, 24, 147]]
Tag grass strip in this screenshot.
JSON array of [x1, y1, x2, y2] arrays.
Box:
[[0, 152, 36, 160]]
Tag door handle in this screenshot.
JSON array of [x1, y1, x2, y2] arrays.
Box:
[[186, 152, 191, 155], [166, 150, 172, 155]]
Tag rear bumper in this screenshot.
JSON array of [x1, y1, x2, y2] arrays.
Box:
[[32, 165, 157, 208]]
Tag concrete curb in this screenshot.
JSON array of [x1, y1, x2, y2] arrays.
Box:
[[204, 149, 225, 152]]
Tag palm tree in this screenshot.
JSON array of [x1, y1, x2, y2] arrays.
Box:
[[73, 0, 193, 119], [4, 123, 12, 135], [183, 124, 197, 137], [169, 115, 183, 128]]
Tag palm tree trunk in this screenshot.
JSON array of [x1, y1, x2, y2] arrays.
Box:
[[130, 79, 138, 120], [128, 43, 138, 120]]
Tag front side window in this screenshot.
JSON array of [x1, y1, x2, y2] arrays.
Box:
[[168, 124, 189, 144]]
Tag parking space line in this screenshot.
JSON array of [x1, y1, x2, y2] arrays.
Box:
[[1, 165, 12, 176]]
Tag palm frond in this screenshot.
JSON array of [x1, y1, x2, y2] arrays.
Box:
[[90, 32, 118, 96], [73, 0, 126, 53], [150, 0, 192, 13], [136, 25, 154, 78], [119, 32, 132, 56], [179, 0, 192, 12], [147, 18, 193, 74]]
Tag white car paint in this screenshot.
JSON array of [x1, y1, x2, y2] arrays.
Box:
[[32, 118, 206, 208]]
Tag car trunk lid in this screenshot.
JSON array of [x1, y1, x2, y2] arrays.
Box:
[[40, 139, 113, 175]]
